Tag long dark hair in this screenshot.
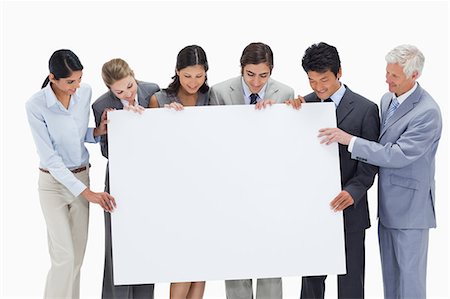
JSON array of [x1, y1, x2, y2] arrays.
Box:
[[165, 45, 209, 96], [41, 49, 83, 88]]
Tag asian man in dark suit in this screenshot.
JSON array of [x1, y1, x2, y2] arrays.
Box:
[[299, 42, 380, 299], [318, 44, 442, 299]]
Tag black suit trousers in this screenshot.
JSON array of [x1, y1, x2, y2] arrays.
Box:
[[300, 230, 366, 299]]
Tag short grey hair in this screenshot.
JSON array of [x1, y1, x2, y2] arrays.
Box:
[[385, 44, 425, 79]]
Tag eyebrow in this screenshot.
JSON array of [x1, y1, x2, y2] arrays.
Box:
[[246, 70, 269, 76]]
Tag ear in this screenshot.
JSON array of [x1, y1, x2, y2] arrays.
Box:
[[337, 68, 343, 80], [49, 73, 56, 82], [411, 70, 419, 80]]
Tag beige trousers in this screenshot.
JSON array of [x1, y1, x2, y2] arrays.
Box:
[[38, 169, 90, 299]]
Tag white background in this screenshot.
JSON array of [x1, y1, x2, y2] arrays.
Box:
[[1, 1, 448, 298]]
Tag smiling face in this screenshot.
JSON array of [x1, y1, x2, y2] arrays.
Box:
[[109, 75, 138, 103], [307, 69, 342, 100], [50, 70, 83, 96], [385, 63, 417, 96], [242, 63, 271, 94], [177, 64, 206, 95]]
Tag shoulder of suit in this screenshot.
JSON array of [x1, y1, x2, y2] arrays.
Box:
[[92, 90, 114, 108], [304, 92, 317, 102], [268, 77, 294, 93], [137, 81, 160, 94], [340, 87, 376, 108], [211, 76, 240, 91]]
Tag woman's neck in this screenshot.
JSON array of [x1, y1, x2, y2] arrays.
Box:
[[176, 89, 198, 106], [51, 84, 70, 109]]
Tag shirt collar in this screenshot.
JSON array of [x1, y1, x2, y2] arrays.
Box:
[[44, 83, 78, 110], [120, 95, 138, 107], [328, 82, 346, 107], [393, 82, 417, 105]]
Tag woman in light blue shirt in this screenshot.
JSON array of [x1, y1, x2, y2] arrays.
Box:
[[25, 49, 116, 299]]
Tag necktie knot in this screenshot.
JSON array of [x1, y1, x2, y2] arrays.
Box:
[[324, 98, 333, 102], [250, 93, 258, 105]]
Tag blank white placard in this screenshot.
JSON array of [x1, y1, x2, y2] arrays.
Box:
[[108, 103, 345, 284]]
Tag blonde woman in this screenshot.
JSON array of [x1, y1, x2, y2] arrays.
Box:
[[92, 58, 160, 299]]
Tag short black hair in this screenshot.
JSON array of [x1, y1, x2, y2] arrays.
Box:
[[301, 42, 341, 76]]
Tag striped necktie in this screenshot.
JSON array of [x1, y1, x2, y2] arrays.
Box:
[[384, 97, 399, 124]]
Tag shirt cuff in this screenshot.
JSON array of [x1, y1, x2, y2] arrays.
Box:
[[85, 127, 100, 143], [348, 136, 357, 152], [71, 181, 88, 197]]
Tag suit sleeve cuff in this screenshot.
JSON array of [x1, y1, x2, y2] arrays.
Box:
[[348, 136, 357, 152]]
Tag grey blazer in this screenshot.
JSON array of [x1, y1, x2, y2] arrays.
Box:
[[352, 84, 442, 229], [92, 81, 160, 188], [209, 76, 294, 105]]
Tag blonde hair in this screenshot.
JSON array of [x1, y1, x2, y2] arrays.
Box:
[[101, 58, 135, 88]]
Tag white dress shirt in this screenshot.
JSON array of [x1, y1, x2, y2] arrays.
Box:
[[26, 83, 98, 196]]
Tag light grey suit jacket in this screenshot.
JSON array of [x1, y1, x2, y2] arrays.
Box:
[[209, 76, 294, 105], [351, 84, 442, 229]]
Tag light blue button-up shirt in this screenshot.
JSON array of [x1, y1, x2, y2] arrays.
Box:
[[26, 83, 98, 196], [328, 82, 346, 107]]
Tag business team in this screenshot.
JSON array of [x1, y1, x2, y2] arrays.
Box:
[[26, 43, 441, 299]]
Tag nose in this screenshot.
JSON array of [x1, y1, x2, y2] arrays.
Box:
[[385, 74, 392, 84], [314, 81, 323, 91], [250, 76, 261, 87]]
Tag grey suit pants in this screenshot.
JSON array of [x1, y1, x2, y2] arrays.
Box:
[[378, 222, 429, 299], [225, 278, 282, 299], [102, 211, 154, 299]]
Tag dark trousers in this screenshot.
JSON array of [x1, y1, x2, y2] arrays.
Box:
[[102, 211, 155, 299], [300, 230, 366, 299]]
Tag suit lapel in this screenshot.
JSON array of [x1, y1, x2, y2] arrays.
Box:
[[264, 78, 279, 99], [136, 84, 146, 107], [107, 91, 125, 110], [229, 77, 245, 104], [380, 85, 423, 138], [336, 88, 354, 125]]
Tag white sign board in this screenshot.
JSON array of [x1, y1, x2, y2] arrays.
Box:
[[108, 103, 345, 284]]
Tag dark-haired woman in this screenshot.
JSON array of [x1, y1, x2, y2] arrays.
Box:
[[149, 45, 209, 299], [149, 44, 209, 110], [25, 49, 115, 299]]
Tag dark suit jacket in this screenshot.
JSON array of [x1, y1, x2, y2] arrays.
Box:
[[305, 85, 380, 232], [92, 81, 160, 190]]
